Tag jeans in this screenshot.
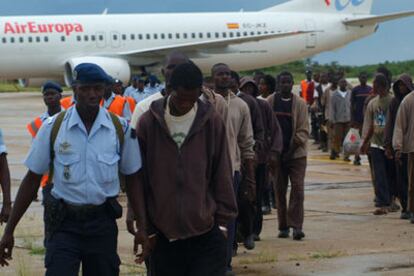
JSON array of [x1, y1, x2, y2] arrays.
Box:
[[370, 148, 393, 207], [253, 164, 267, 236]]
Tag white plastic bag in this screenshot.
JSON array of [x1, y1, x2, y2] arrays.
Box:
[[343, 128, 361, 155]]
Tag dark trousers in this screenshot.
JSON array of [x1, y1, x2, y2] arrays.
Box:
[[333, 122, 350, 155], [150, 225, 227, 276], [274, 157, 307, 230], [253, 164, 267, 236], [370, 148, 393, 207], [396, 154, 409, 212], [311, 110, 320, 142], [408, 153, 414, 213], [226, 171, 240, 271], [45, 213, 120, 276], [238, 179, 256, 239]]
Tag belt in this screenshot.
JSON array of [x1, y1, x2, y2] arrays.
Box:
[[65, 202, 108, 221]]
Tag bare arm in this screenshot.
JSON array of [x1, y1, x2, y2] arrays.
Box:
[[0, 154, 11, 218]]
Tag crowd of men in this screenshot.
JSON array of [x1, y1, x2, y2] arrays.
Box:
[[0, 51, 412, 276]]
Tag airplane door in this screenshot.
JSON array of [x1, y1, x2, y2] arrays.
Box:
[[305, 19, 317, 49], [110, 31, 121, 48], [96, 32, 106, 48]]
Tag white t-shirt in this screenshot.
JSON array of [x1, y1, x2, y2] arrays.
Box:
[[314, 84, 329, 99], [338, 90, 348, 98], [165, 97, 198, 148], [130, 92, 164, 129]]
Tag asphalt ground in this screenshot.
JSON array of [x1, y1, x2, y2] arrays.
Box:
[[0, 92, 413, 275]]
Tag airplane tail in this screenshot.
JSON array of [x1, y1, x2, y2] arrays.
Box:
[[263, 0, 373, 14]]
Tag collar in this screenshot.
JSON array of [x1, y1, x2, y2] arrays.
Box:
[[68, 106, 113, 131]]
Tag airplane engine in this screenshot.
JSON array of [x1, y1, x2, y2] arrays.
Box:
[[64, 57, 131, 86], [18, 78, 64, 88]]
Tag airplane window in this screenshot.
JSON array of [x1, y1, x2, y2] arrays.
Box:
[[113, 34, 118, 40], [264, 31, 269, 34], [222, 32, 227, 38], [250, 31, 255, 36], [84, 35, 89, 41], [146, 34, 150, 40], [168, 33, 172, 39], [257, 31, 262, 35], [215, 32, 219, 38], [154, 34, 158, 40], [130, 34, 135, 40], [2, 38, 6, 43], [122, 34, 127, 40], [91, 35, 96, 41], [10, 37, 15, 43], [199, 33, 203, 39], [44, 36, 49, 42], [138, 34, 143, 40], [191, 33, 196, 39], [161, 34, 165, 39], [243, 32, 248, 36], [61, 36, 66, 42], [36, 37, 41, 43], [207, 33, 211, 38], [19, 37, 24, 43], [236, 32, 241, 37], [229, 32, 234, 38], [183, 33, 188, 39], [99, 35, 104, 41], [176, 33, 180, 39], [77, 35, 81, 41], [28, 37, 33, 43]]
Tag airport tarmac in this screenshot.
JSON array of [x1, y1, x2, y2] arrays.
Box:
[[0, 92, 414, 275]]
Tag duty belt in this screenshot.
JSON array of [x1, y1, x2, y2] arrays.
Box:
[[65, 202, 107, 221]]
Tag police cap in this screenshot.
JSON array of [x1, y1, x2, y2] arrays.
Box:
[[73, 63, 112, 85], [42, 81, 63, 94]]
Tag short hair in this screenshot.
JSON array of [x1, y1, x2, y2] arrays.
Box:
[[376, 66, 392, 86], [170, 62, 203, 90], [230, 71, 240, 85], [278, 71, 294, 82], [211, 63, 229, 76], [262, 75, 276, 92], [163, 51, 190, 66], [373, 73, 388, 89]]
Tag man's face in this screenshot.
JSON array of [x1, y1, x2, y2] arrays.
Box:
[[138, 81, 145, 90], [170, 86, 200, 115], [162, 56, 189, 86], [359, 74, 368, 85], [339, 79, 348, 91], [241, 83, 256, 96], [398, 81, 410, 95], [306, 71, 312, 80], [113, 83, 123, 95], [320, 74, 328, 84], [213, 65, 231, 90], [373, 81, 386, 95], [280, 75, 293, 95], [43, 89, 62, 107], [259, 78, 268, 94], [74, 83, 105, 109]]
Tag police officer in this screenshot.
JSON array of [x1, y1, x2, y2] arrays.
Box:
[[0, 63, 143, 276], [0, 129, 11, 224]]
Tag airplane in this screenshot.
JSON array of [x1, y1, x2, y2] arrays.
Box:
[[0, 0, 413, 86]]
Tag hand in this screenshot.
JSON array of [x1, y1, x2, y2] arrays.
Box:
[[385, 148, 394, 160], [395, 150, 402, 166], [360, 142, 370, 155], [133, 231, 153, 264], [0, 233, 14, 267], [126, 208, 138, 236], [0, 204, 11, 225]]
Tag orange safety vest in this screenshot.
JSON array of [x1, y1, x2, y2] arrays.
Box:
[[101, 95, 127, 117], [301, 80, 315, 105], [26, 117, 49, 188], [125, 96, 136, 113], [61, 96, 74, 110]]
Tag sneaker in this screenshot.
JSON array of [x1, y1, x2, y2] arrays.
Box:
[[330, 153, 337, 160], [353, 159, 361, 166], [373, 207, 388, 215], [278, 229, 290, 238], [262, 205, 271, 215], [400, 211, 411, 220], [388, 202, 401, 213], [243, 234, 255, 250], [292, 229, 305, 241], [343, 157, 351, 162], [253, 234, 261, 242]]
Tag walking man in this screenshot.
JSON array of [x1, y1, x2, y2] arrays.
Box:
[[0, 129, 11, 224], [0, 63, 143, 276], [268, 71, 309, 241]]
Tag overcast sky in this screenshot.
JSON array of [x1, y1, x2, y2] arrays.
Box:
[[1, 0, 413, 65]]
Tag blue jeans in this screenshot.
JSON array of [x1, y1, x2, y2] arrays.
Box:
[[370, 148, 392, 207], [45, 212, 120, 276]]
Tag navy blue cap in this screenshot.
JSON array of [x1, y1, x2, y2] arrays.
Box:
[[73, 63, 112, 85], [42, 81, 63, 94]]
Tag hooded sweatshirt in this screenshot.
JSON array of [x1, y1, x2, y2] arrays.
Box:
[[384, 74, 413, 150]]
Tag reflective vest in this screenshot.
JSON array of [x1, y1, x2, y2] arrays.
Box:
[[61, 96, 74, 110], [26, 117, 43, 138], [101, 95, 127, 117], [125, 96, 136, 113], [26, 117, 49, 187], [301, 80, 315, 105]]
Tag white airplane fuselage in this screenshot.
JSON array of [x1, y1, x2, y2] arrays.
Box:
[[0, 12, 376, 83]]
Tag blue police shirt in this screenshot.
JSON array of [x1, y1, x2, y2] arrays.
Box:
[[103, 93, 132, 121], [0, 129, 7, 154], [24, 106, 141, 205]]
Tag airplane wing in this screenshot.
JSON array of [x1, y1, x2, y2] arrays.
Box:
[[343, 10, 414, 26], [119, 30, 312, 58]]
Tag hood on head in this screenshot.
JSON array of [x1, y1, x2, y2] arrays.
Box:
[[393, 73, 413, 99]]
